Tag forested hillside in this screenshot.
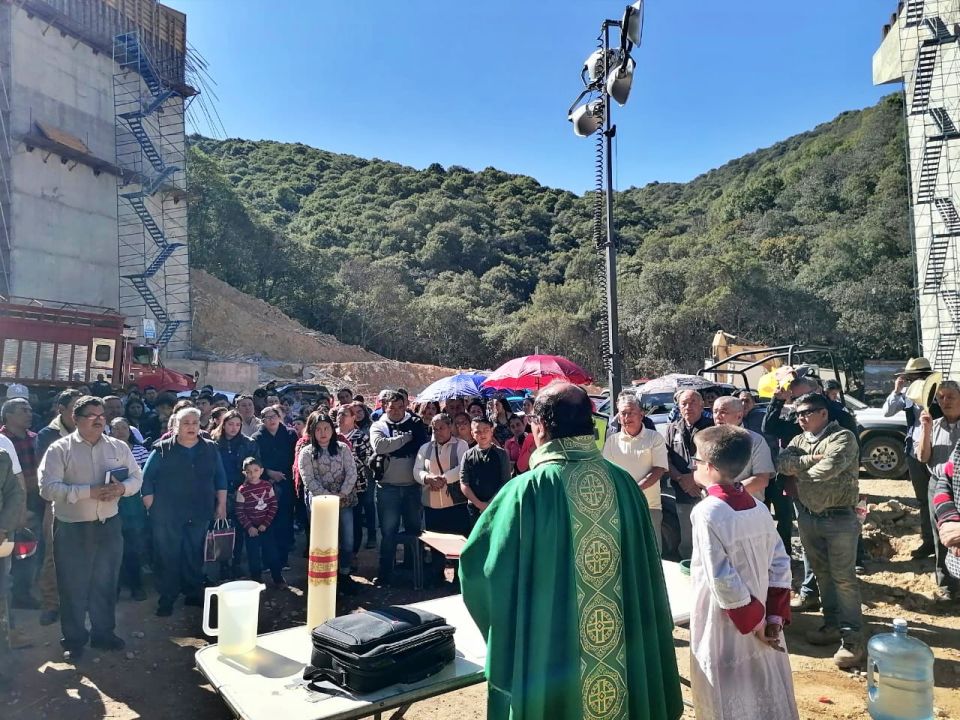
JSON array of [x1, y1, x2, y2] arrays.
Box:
[[187, 93, 914, 379]]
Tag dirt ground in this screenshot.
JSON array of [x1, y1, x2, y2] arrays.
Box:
[[191, 269, 384, 364], [4, 475, 959, 720]]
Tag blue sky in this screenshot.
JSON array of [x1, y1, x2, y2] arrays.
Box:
[[170, 1, 899, 193]]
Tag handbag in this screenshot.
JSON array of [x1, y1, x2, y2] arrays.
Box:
[[304, 605, 456, 694], [426, 443, 467, 509], [204, 518, 235, 563]]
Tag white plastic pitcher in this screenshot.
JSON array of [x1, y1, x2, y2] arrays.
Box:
[[202, 580, 265, 656]]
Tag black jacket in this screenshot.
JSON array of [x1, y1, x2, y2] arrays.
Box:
[[664, 414, 714, 504]]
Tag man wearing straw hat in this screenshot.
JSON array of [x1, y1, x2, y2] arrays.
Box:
[[916, 379, 960, 603], [883, 358, 938, 561]]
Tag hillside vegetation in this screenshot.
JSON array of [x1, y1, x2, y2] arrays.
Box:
[[187, 93, 914, 379]]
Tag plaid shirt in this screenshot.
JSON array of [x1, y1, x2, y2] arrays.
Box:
[[0, 425, 38, 493], [934, 442, 960, 579]]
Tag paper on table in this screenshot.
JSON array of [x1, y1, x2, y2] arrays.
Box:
[[307, 495, 339, 631]]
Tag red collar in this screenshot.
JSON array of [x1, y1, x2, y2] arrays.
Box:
[[706, 483, 756, 511]]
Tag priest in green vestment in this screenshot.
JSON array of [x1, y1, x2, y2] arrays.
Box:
[[460, 383, 683, 720]]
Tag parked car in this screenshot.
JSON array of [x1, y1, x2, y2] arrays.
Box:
[[845, 395, 908, 479]]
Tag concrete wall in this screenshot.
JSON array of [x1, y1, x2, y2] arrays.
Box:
[[8, 8, 119, 308], [165, 359, 260, 393]]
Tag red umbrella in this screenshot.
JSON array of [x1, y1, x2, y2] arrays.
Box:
[[482, 354, 593, 392]]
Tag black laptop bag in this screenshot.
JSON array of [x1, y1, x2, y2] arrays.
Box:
[[304, 605, 456, 694]]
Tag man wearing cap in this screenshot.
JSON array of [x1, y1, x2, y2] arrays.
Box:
[[916, 380, 960, 602], [883, 358, 938, 561], [0, 444, 26, 688]]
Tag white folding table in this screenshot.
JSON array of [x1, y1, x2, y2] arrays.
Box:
[[195, 561, 691, 720]]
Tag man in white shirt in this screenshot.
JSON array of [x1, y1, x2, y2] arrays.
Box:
[[415, 413, 470, 584], [38, 396, 142, 661], [236, 395, 262, 438], [603, 392, 668, 551], [712, 396, 775, 499]]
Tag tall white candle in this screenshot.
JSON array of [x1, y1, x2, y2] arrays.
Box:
[[307, 495, 339, 630]]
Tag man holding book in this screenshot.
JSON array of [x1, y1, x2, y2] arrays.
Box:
[[38, 396, 143, 662]]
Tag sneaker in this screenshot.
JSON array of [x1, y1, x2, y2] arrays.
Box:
[[834, 637, 865, 669], [39, 609, 59, 626], [910, 542, 935, 560], [131, 588, 147, 602], [90, 634, 125, 651], [806, 625, 843, 646], [790, 594, 821, 612], [11, 594, 41, 610], [273, 579, 288, 590], [63, 646, 84, 663]]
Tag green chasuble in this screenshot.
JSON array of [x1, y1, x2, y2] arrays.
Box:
[[460, 435, 683, 720]]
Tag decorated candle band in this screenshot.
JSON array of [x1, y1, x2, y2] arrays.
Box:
[[308, 549, 338, 585]]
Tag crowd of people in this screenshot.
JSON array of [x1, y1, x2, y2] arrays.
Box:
[[0, 357, 957, 717], [0, 379, 521, 679]]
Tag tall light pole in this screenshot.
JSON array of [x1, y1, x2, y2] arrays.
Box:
[[568, 2, 642, 417]]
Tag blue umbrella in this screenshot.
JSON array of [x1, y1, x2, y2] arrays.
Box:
[[417, 373, 491, 402]]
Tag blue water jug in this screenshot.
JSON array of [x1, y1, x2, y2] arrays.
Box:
[[867, 618, 934, 720]]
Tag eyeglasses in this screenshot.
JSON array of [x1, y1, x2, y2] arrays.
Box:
[[261, 413, 279, 420], [78, 413, 106, 421], [796, 408, 823, 418]]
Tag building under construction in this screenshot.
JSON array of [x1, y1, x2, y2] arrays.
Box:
[[0, 0, 192, 356], [875, 0, 960, 375]]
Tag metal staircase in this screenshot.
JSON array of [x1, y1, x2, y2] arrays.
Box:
[[923, 17, 954, 43], [156, 321, 182, 347], [904, 0, 924, 26], [118, 113, 166, 172], [941, 290, 960, 326], [115, 32, 164, 96], [144, 243, 183, 276], [912, 46, 939, 115], [935, 196, 960, 232], [930, 107, 960, 138], [120, 192, 168, 247], [114, 31, 190, 353], [917, 137, 943, 203], [124, 275, 168, 323], [924, 198, 960, 291], [934, 334, 959, 372]]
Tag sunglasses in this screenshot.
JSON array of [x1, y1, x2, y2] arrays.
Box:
[[796, 408, 824, 418]]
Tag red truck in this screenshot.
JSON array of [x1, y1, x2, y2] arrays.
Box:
[[0, 297, 195, 393]]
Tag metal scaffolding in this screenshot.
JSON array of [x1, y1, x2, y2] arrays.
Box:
[[897, 0, 960, 374], [0, 3, 13, 298], [113, 28, 191, 356]]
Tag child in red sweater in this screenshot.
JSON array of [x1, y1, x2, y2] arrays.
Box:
[[235, 457, 285, 588]]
